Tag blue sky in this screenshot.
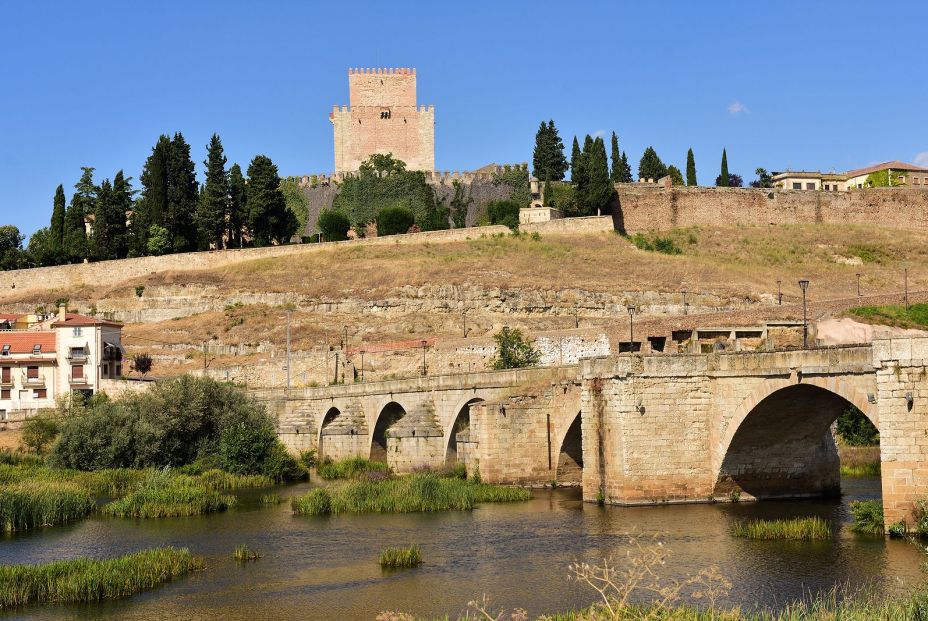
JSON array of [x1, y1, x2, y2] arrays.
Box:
[[2, 0, 926, 240]]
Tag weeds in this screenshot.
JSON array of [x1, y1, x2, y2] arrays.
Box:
[[316, 457, 391, 481], [731, 516, 831, 540], [102, 473, 235, 519], [379, 545, 422, 569], [850, 500, 884, 535], [233, 545, 260, 562], [841, 462, 880, 477], [0, 482, 94, 531]]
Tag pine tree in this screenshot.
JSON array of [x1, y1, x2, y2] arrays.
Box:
[[619, 152, 633, 183], [134, 135, 172, 256], [667, 165, 685, 186], [197, 134, 229, 250], [686, 149, 697, 186], [570, 136, 582, 182], [246, 155, 297, 246], [718, 148, 730, 187], [532, 120, 568, 182], [610, 132, 622, 183], [166, 132, 198, 252], [50, 184, 66, 255], [638, 147, 667, 182], [586, 137, 613, 215], [228, 164, 247, 247]]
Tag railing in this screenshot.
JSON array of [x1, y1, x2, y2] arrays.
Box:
[[67, 352, 88, 362], [21, 373, 44, 388], [68, 374, 88, 385], [0, 377, 12, 388]]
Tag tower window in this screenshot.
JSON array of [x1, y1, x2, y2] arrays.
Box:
[[380, 109, 391, 119]]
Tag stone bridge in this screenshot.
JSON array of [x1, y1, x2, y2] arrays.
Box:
[[254, 338, 928, 525]]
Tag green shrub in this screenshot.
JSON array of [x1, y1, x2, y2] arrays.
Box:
[[102, 474, 235, 519], [841, 462, 881, 477], [316, 457, 390, 480], [486, 199, 521, 230], [888, 521, 908, 538], [628, 233, 682, 255], [731, 516, 831, 540], [0, 547, 202, 608], [292, 488, 331, 516], [376, 206, 416, 236], [299, 449, 317, 469], [0, 482, 94, 531], [379, 544, 422, 569], [850, 500, 884, 535], [491, 327, 541, 370], [317, 209, 350, 242], [837, 406, 879, 446], [219, 421, 277, 476], [20, 412, 59, 454]]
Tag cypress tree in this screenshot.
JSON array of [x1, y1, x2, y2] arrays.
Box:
[[197, 133, 229, 250], [92, 179, 115, 260], [50, 184, 66, 254], [228, 164, 247, 247], [134, 135, 172, 256], [110, 170, 132, 258], [619, 152, 633, 183], [246, 155, 297, 246], [532, 121, 549, 180], [586, 137, 613, 215], [718, 148, 730, 187], [62, 193, 87, 263], [686, 149, 697, 186], [570, 136, 581, 183], [532, 120, 568, 182], [166, 132, 198, 252], [638, 147, 667, 182], [610, 132, 622, 183], [574, 135, 594, 211], [542, 179, 553, 207]]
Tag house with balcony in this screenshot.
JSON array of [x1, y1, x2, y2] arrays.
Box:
[[0, 305, 123, 420], [771, 161, 928, 191]]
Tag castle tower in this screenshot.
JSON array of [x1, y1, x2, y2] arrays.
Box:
[[330, 68, 435, 173]]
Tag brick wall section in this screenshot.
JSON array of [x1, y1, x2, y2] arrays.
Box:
[[616, 186, 928, 233]]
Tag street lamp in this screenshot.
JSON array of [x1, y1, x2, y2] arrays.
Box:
[[776, 280, 782, 305], [904, 268, 909, 310], [421, 340, 428, 376], [462, 310, 468, 338], [856, 273, 861, 303], [627, 305, 637, 351], [360, 349, 365, 383], [798, 279, 810, 349]]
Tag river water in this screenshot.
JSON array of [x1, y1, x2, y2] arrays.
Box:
[[0, 476, 924, 620]]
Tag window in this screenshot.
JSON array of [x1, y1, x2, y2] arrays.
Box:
[[102, 363, 108, 376], [32, 344, 41, 355], [33, 389, 46, 399], [116, 364, 122, 376], [915, 178, 921, 186], [806, 182, 816, 190], [0, 390, 8, 400], [1, 345, 8, 356], [0, 367, 9, 383], [824, 184, 830, 191], [71, 365, 84, 379], [72, 327, 82, 337], [792, 182, 802, 190], [26, 366, 38, 379]]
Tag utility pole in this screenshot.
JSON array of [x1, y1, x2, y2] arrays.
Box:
[[334, 351, 339, 385], [420, 340, 428, 376], [462, 310, 467, 338], [776, 280, 782, 305], [798, 280, 810, 349], [574, 304, 579, 329], [360, 349, 365, 383], [904, 268, 909, 310], [856, 273, 861, 304]]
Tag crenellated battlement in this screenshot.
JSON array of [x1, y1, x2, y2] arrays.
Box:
[[330, 105, 434, 114], [348, 67, 416, 76]]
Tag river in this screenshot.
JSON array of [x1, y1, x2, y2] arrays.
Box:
[[0, 476, 923, 620]]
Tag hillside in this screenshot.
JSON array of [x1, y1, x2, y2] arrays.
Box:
[[2, 223, 926, 385]]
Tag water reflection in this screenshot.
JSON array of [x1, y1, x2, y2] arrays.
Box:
[[0, 477, 922, 621]]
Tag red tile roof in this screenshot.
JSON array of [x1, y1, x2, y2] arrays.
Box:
[[0, 332, 56, 354], [51, 313, 122, 328], [0, 314, 22, 322], [845, 161, 928, 178]]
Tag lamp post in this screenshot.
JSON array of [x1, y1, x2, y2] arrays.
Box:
[[627, 305, 637, 351], [421, 340, 428, 377], [462, 310, 467, 338], [776, 280, 782, 305], [856, 273, 861, 304], [360, 349, 365, 383], [343, 326, 349, 350], [798, 279, 810, 349], [904, 268, 909, 310]]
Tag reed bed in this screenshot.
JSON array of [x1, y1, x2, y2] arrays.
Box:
[[850, 500, 884, 535], [0, 482, 95, 531], [379, 545, 422, 569], [193, 469, 274, 490], [840, 462, 881, 477], [0, 547, 202, 608], [316, 457, 391, 480], [731, 516, 832, 541], [102, 478, 235, 519], [232, 544, 260, 562], [260, 493, 284, 505], [293, 473, 530, 516]]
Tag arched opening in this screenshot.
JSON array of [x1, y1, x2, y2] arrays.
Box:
[[556, 413, 583, 485], [370, 402, 406, 462], [317, 406, 340, 460], [445, 398, 483, 465], [715, 384, 879, 501]]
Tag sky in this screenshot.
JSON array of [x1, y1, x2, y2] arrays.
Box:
[[2, 0, 927, 241]]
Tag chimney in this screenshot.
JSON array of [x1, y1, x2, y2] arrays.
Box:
[[58, 303, 66, 323]]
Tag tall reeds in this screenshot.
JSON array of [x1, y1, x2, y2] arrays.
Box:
[[316, 457, 391, 480], [379, 545, 422, 569], [0, 547, 202, 608], [102, 475, 235, 519], [731, 516, 832, 541], [0, 482, 94, 531]]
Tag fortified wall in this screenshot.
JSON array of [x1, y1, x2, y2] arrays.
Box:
[[615, 186, 928, 233]]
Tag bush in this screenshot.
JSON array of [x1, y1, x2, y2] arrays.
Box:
[[20, 412, 59, 454], [317, 209, 350, 242], [376, 206, 416, 236], [299, 449, 317, 469], [628, 232, 682, 255], [837, 406, 879, 446], [219, 420, 277, 476], [491, 327, 541, 370], [486, 199, 521, 230], [850, 500, 884, 535], [260, 443, 306, 482]]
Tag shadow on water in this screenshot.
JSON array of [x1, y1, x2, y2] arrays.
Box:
[[0, 477, 923, 621]]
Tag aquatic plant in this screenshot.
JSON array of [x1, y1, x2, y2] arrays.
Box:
[[316, 457, 391, 480], [840, 462, 881, 477], [379, 545, 422, 569], [0, 481, 94, 531], [260, 493, 284, 505], [292, 473, 529, 516], [731, 516, 831, 541], [102, 475, 235, 519], [233, 545, 260, 562], [194, 469, 274, 490], [850, 500, 884, 535], [0, 547, 202, 608]]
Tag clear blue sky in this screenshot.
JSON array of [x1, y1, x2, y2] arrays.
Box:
[[2, 0, 926, 240]]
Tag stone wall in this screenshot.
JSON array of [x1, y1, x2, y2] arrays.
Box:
[[615, 186, 928, 233]]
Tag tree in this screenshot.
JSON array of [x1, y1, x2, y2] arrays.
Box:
[[837, 405, 879, 446], [146, 224, 171, 256], [133, 135, 171, 256], [865, 169, 905, 187], [667, 165, 685, 186], [751, 168, 774, 188], [110, 171, 132, 258], [92, 178, 115, 260], [131, 353, 153, 376], [62, 193, 87, 263], [532, 120, 568, 182], [618, 152, 633, 183], [317, 209, 350, 241], [574, 135, 594, 210], [542, 179, 553, 207], [491, 327, 541, 369], [50, 184, 66, 256], [376, 206, 416, 235], [280, 177, 308, 234], [449, 180, 472, 229], [26, 227, 58, 267], [586, 137, 613, 215], [166, 133, 199, 252], [197, 134, 229, 250], [638, 147, 667, 182], [21, 410, 59, 454], [492, 164, 531, 208], [0, 226, 25, 270], [718, 149, 729, 187], [609, 132, 622, 183], [486, 199, 521, 230], [228, 164, 247, 247], [715, 173, 743, 187], [247, 155, 296, 246], [686, 149, 697, 186], [570, 136, 582, 182]]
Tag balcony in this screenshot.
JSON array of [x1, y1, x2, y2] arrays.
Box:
[[67, 351, 88, 362], [68, 374, 89, 385], [21, 374, 44, 388], [0, 377, 11, 388]]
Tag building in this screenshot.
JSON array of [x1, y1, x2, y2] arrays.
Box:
[[0, 305, 123, 419], [772, 161, 928, 191], [330, 68, 435, 173]]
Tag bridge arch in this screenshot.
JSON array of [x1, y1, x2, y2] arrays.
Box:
[[444, 397, 484, 465], [317, 405, 341, 459], [554, 412, 583, 485], [713, 377, 878, 501], [370, 401, 407, 462]]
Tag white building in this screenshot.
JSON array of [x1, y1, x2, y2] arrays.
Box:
[[772, 161, 928, 191], [0, 305, 123, 419]]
